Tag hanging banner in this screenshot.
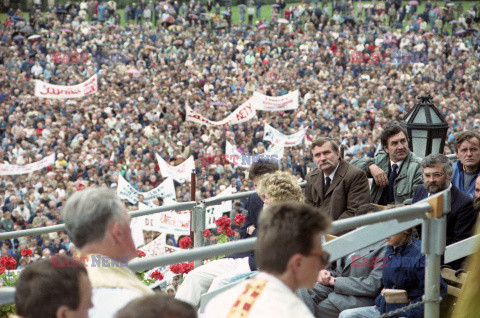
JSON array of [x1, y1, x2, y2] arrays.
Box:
[[225, 142, 284, 167], [252, 90, 299, 111], [0, 154, 55, 176], [206, 186, 234, 229], [140, 234, 183, 258], [34, 74, 98, 99], [117, 175, 176, 205], [135, 202, 191, 235], [263, 123, 306, 147], [156, 155, 195, 184], [186, 99, 255, 126]]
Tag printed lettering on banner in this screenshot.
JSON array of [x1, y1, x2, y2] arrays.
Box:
[[252, 90, 299, 111], [0, 154, 55, 176], [117, 175, 176, 204], [34, 74, 98, 99], [206, 186, 233, 229], [156, 155, 195, 183]]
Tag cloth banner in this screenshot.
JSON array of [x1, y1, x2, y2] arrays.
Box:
[[117, 175, 176, 205], [0, 154, 54, 176], [252, 90, 299, 111], [156, 155, 195, 184], [206, 186, 234, 229], [263, 123, 306, 147], [186, 99, 255, 126], [34, 74, 98, 99], [225, 141, 284, 167], [139, 234, 183, 257]]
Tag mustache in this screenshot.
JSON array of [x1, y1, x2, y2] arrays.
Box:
[[474, 197, 480, 211], [317, 159, 336, 168]]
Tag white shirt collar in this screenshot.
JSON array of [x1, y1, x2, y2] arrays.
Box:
[[390, 159, 404, 171]]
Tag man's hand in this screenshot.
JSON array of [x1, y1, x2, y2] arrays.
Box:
[[369, 164, 388, 187], [317, 269, 332, 286], [247, 225, 256, 235]]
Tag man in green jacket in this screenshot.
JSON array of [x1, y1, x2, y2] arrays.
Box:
[[351, 121, 423, 205]]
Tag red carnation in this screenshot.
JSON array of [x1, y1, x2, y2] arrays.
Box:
[[2, 256, 16, 270], [179, 236, 192, 249], [21, 249, 33, 257], [170, 263, 183, 274], [0, 267, 4, 275], [181, 262, 194, 274], [215, 216, 231, 228], [234, 214, 246, 226], [137, 250, 146, 258], [225, 227, 236, 237], [203, 229, 211, 237], [150, 270, 164, 280]]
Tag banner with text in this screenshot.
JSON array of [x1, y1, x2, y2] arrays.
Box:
[[206, 186, 234, 229], [156, 155, 195, 184], [35, 74, 98, 99], [117, 175, 176, 205], [0, 154, 55, 176], [225, 141, 284, 167], [186, 99, 255, 126], [263, 123, 306, 147], [252, 90, 299, 111]]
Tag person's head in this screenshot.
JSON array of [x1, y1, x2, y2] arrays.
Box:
[[454, 131, 480, 172], [310, 137, 340, 175], [257, 171, 303, 205], [255, 202, 330, 290], [63, 187, 136, 260], [115, 295, 196, 318], [355, 203, 383, 216], [386, 228, 415, 248], [421, 153, 453, 194], [248, 159, 279, 189], [15, 257, 93, 318], [380, 121, 409, 163]]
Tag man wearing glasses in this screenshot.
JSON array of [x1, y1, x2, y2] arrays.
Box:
[[412, 153, 477, 269]]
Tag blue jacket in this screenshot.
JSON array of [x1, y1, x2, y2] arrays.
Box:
[[374, 239, 447, 317], [452, 160, 480, 198]]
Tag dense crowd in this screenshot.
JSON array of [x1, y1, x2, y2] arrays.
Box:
[[0, 0, 479, 270]]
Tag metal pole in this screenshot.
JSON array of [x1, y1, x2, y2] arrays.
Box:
[[192, 203, 206, 268]]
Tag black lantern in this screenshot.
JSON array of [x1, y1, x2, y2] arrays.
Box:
[[401, 95, 449, 158]]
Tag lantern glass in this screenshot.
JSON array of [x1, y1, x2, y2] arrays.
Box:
[[429, 107, 443, 124], [431, 138, 442, 154], [412, 129, 428, 156], [411, 107, 426, 124]]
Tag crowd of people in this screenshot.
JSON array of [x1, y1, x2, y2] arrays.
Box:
[[0, 0, 480, 315]]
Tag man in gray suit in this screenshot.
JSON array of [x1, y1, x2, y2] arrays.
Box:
[[298, 238, 387, 317]]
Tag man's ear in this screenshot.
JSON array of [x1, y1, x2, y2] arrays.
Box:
[[109, 220, 122, 245], [56, 305, 70, 318], [288, 253, 303, 273]]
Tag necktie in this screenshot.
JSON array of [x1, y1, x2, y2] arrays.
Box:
[[387, 164, 398, 204], [324, 177, 331, 196]]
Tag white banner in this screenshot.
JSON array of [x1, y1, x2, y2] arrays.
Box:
[[186, 99, 256, 126], [0, 154, 55, 176], [117, 175, 176, 205], [156, 155, 195, 184], [140, 234, 183, 257], [225, 142, 284, 167], [135, 202, 191, 235], [252, 90, 299, 111], [206, 186, 234, 229], [263, 123, 306, 147], [34, 74, 98, 99]]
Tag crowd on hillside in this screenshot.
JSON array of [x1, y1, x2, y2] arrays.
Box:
[[0, 0, 479, 270]]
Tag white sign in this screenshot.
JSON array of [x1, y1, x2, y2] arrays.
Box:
[[225, 141, 284, 167], [0, 154, 55, 176], [186, 99, 256, 126], [263, 123, 306, 147], [206, 186, 234, 229], [156, 155, 195, 184], [252, 90, 299, 111], [35, 74, 98, 99], [140, 234, 183, 257], [117, 175, 176, 205]]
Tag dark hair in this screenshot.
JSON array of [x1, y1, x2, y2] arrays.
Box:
[[115, 295, 197, 318], [248, 159, 279, 181], [15, 257, 87, 318], [310, 137, 339, 155], [454, 131, 480, 152], [255, 202, 330, 274], [380, 121, 408, 148], [355, 203, 383, 216]]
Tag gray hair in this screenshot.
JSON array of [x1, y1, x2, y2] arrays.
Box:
[[421, 153, 453, 177], [63, 188, 125, 248]]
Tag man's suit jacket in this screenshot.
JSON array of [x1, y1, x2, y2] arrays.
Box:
[[412, 184, 477, 246], [305, 159, 371, 220]]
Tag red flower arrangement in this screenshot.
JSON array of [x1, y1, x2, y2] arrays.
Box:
[[137, 250, 146, 258], [179, 236, 192, 249], [234, 214, 246, 226], [150, 270, 164, 280], [203, 229, 211, 237], [170, 262, 194, 275], [170, 263, 183, 274], [215, 216, 232, 229], [0, 256, 16, 270], [21, 249, 33, 257]]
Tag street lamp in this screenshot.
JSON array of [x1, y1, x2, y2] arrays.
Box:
[[401, 95, 449, 158]]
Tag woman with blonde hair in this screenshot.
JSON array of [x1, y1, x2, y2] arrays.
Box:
[[257, 171, 304, 205]]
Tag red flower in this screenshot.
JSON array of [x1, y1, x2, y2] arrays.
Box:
[[215, 216, 231, 228], [170, 263, 183, 274], [0, 256, 16, 270], [0, 267, 4, 275], [21, 249, 33, 257], [225, 227, 236, 237], [234, 214, 246, 226], [181, 262, 194, 274], [179, 236, 192, 249], [217, 226, 225, 234], [137, 250, 146, 258], [203, 229, 211, 237], [150, 270, 164, 280]]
